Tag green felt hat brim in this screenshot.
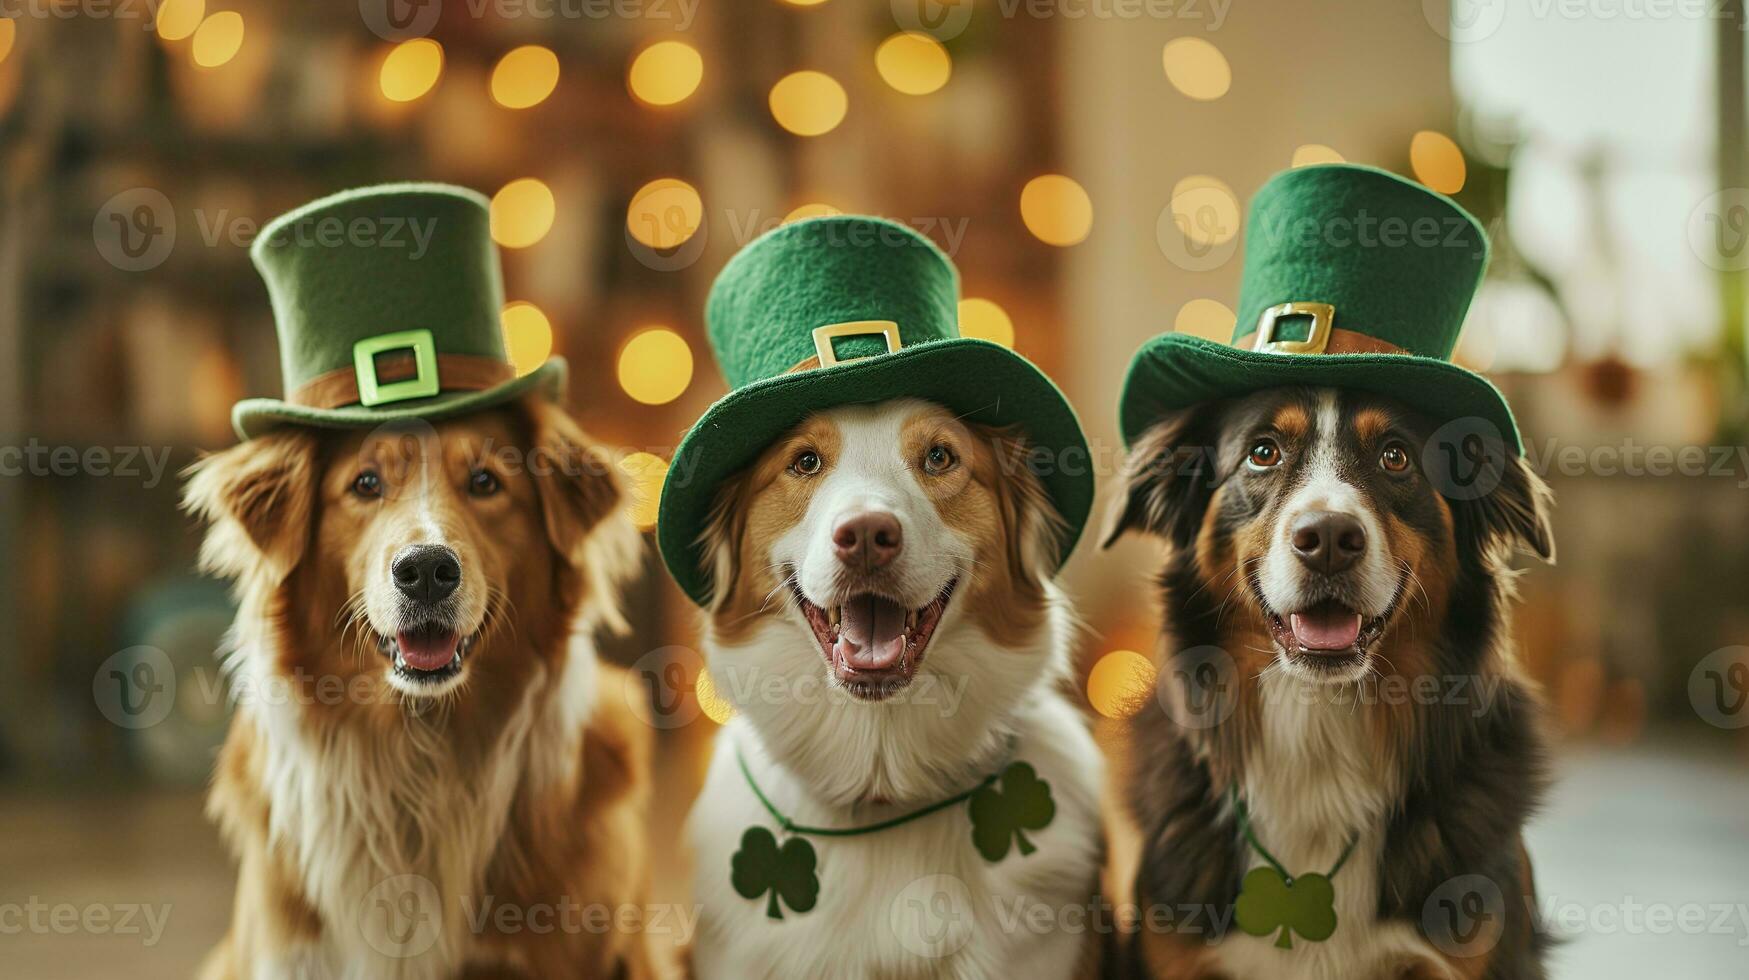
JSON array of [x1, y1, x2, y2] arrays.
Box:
[[658, 339, 1094, 606], [1118, 334, 1521, 455], [231, 358, 566, 440]]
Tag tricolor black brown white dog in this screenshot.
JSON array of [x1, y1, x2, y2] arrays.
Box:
[[1104, 386, 1554, 980]]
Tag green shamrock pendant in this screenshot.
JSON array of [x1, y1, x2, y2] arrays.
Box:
[[730, 827, 820, 920], [968, 762, 1056, 862], [1233, 866, 1338, 949]]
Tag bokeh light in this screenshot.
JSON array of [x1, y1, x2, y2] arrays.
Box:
[[500, 302, 554, 377], [190, 11, 244, 69], [490, 178, 556, 249], [1161, 37, 1230, 101], [783, 202, 842, 223], [1292, 143, 1345, 167], [379, 39, 443, 103], [617, 327, 694, 405], [1170, 174, 1241, 247], [0, 20, 14, 66], [876, 32, 951, 96], [696, 668, 734, 724], [1020, 174, 1093, 246], [154, 0, 204, 42], [1087, 650, 1157, 720], [628, 40, 703, 107], [957, 298, 1015, 348], [1411, 130, 1467, 194], [769, 71, 847, 137], [490, 45, 559, 109], [626, 178, 704, 250], [618, 452, 670, 531], [1174, 298, 1236, 342]]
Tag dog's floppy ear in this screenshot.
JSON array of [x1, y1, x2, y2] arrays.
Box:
[[698, 473, 750, 612], [1100, 407, 1220, 550], [523, 399, 626, 564], [182, 430, 319, 584], [1454, 453, 1556, 564], [975, 424, 1067, 589]]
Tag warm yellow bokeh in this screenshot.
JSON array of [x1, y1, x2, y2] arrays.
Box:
[[1170, 174, 1241, 247], [626, 178, 704, 250], [491, 45, 560, 109], [191, 11, 245, 69], [154, 0, 205, 42], [1161, 37, 1230, 101], [695, 668, 734, 725], [617, 327, 694, 405], [500, 302, 554, 377], [1292, 143, 1345, 167], [1087, 650, 1158, 720], [875, 32, 951, 96], [1411, 130, 1467, 194], [490, 178, 555, 249], [0, 20, 14, 66], [1020, 174, 1093, 247], [628, 40, 703, 107], [958, 298, 1015, 348], [769, 71, 847, 137], [783, 202, 842, 223], [380, 39, 444, 103], [618, 452, 670, 530], [1174, 298, 1236, 342]]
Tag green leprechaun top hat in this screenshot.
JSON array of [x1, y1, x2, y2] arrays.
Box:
[[657, 216, 1095, 606], [231, 183, 564, 440], [1117, 163, 1518, 454]]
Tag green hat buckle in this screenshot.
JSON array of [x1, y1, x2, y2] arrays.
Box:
[[657, 215, 1095, 606], [231, 182, 564, 440], [1117, 163, 1518, 455]]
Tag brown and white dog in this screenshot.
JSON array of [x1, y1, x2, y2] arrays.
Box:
[[687, 398, 1104, 979], [185, 399, 659, 979], [1104, 387, 1554, 980]]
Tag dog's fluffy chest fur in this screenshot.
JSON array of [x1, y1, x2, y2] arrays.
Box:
[[690, 692, 1101, 980], [1211, 674, 1444, 980]]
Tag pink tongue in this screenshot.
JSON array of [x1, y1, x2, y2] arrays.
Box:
[[396, 628, 460, 671], [834, 594, 906, 670], [1289, 608, 1362, 651]]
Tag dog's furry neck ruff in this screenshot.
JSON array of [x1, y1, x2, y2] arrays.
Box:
[[709, 579, 1075, 810]]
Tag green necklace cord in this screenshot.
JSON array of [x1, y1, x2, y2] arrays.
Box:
[[1231, 785, 1358, 882], [1227, 785, 1360, 949], [735, 746, 998, 838]]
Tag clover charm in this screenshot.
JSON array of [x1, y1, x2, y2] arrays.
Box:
[[968, 762, 1055, 862], [731, 827, 820, 921], [1233, 866, 1338, 949]]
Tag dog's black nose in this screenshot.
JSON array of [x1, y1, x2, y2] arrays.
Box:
[[1290, 511, 1366, 573], [833, 512, 903, 570], [391, 544, 462, 604]]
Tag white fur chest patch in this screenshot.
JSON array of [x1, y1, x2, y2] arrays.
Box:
[[1211, 672, 1448, 980]]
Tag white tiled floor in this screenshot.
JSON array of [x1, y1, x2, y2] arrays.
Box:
[[2, 732, 1744, 978]]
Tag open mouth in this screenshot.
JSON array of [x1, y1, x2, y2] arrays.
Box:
[[376, 625, 476, 685], [791, 579, 957, 701], [1250, 568, 1407, 673]]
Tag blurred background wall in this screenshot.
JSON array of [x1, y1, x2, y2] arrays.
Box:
[[1, 0, 1747, 976]]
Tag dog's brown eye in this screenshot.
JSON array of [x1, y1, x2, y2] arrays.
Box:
[[791, 450, 823, 476], [1380, 443, 1411, 473], [924, 444, 957, 475], [1247, 440, 1281, 469], [469, 468, 501, 497], [351, 471, 382, 498]]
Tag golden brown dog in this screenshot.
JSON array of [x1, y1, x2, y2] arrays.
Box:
[[185, 398, 659, 979]]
